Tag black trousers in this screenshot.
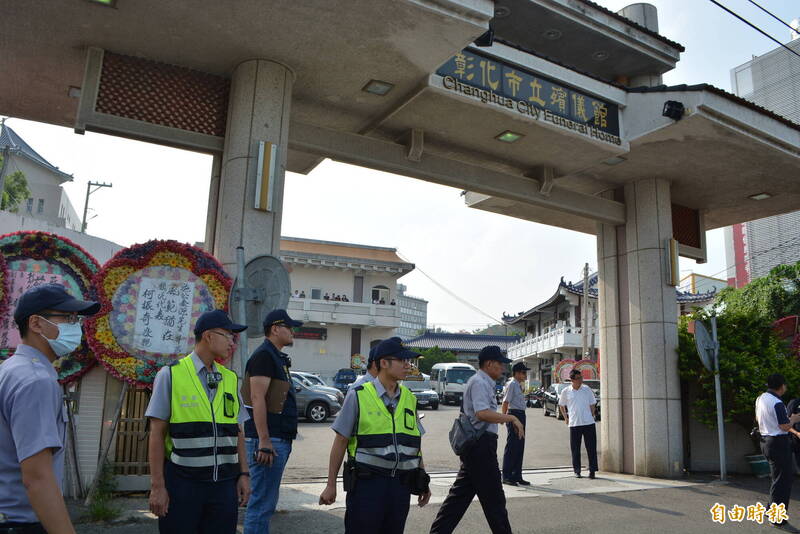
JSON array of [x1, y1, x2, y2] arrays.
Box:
[[159, 461, 238, 534], [0, 524, 45, 534], [763, 435, 794, 511], [570, 423, 598, 474], [344, 474, 410, 534], [502, 409, 526, 481], [430, 433, 512, 534]]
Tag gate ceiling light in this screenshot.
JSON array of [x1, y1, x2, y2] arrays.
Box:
[[362, 79, 394, 96], [494, 6, 511, 18], [87, 0, 116, 6], [592, 51, 610, 61], [603, 156, 627, 166], [748, 192, 772, 200], [495, 130, 524, 143], [543, 29, 563, 40]]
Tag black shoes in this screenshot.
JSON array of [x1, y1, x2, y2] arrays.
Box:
[[772, 521, 800, 532], [575, 472, 583, 478], [589, 472, 596, 479], [502, 479, 518, 486], [516, 479, 531, 486]]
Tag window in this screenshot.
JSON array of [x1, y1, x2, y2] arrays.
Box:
[[430, 369, 439, 381], [311, 288, 322, 300], [26, 198, 33, 213], [371, 285, 389, 304], [37, 199, 44, 214]]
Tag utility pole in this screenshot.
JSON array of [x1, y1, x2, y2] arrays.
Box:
[[81, 181, 113, 233], [581, 262, 589, 360]]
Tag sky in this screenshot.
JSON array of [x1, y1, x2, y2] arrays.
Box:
[[3, 0, 799, 331]]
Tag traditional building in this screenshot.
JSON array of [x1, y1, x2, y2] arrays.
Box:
[[0, 123, 81, 231], [404, 330, 518, 368], [504, 272, 716, 387], [280, 237, 414, 381]]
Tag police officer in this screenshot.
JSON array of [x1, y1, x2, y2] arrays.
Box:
[[145, 309, 250, 534], [319, 337, 431, 533], [0, 284, 99, 534], [430, 345, 523, 534], [756, 374, 800, 531], [243, 309, 303, 534], [501, 361, 530, 486]]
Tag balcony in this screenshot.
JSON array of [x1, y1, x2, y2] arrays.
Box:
[[507, 326, 596, 361], [287, 298, 399, 328]]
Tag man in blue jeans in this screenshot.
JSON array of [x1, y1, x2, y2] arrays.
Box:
[[242, 309, 303, 534]]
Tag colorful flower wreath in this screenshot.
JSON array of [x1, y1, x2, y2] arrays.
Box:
[[85, 240, 232, 388], [0, 231, 101, 384], [0, 253, 8, 320]]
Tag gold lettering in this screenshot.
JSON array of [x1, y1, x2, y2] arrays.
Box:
[[529, 79, 545, 106], [505, 70, 523, 97], [572, 94, 589, 122], [592, 101, 608, 128], [479, 60, 499, 90], [550, 86, 568, 113], [453, 52, 475, 81]]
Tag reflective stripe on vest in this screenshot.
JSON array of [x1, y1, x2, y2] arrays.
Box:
[[347, 381, 421, 476], [167, 355, 240, 481]]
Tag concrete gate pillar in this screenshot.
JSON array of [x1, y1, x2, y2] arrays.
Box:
[[210, 59, 294, 272], [597, 178, 682, 477]]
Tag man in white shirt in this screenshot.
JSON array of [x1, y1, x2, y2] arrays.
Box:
[[558, 369, 597, 479], [756, 374, 800, 531]]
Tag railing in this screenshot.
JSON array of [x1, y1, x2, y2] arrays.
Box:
[[287, 298, 399, 326], [507, 326, 595, 360]]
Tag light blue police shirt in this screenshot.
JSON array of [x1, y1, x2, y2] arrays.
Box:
[[463, 369, 498, 434], [0, 344, 66, 523]]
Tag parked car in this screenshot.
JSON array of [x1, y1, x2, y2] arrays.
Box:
[[542, 382, 571, 419], [291, 371, 344, 404], [292, 377, 341, 423], [584, 379, 601, 421], [333, 368, 357, 394], [402, 376, 439, 410], [527, 387, 544, 408]]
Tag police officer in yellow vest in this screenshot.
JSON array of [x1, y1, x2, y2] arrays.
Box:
[[319, 337, 432, 533], [145, 310, 251, 534]]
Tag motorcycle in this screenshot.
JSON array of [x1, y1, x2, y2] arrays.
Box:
[[527, 387, 544, 408]]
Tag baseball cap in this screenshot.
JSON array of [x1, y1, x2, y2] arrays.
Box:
[[263, 309, 303, 329], [512, 362, 531, 373], [478, 345, 512, 364], [14, 283, 100, 323], [374, 337, 419, 360], [194, 309, 247, 337]]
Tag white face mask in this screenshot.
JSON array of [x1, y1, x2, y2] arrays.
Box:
[[39, 316, 83, 356]]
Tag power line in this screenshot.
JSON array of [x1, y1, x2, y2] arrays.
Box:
[[746, 0, 798, 35], [707, 0, 800, 60], [396, 249, 504, 325]]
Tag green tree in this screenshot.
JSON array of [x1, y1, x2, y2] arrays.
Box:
[[415, 346, 457, 374], [714, 262, 800, 321], [0, 167, 30, 213]]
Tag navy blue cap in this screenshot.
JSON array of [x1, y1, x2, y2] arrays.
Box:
[[374, 336, 419, 360], [263, 309, 303, 329], [194, 309, 247, 336], [512, 362, 531, 373], [14, 283, 100, 322], [478, 345, 511, 364]]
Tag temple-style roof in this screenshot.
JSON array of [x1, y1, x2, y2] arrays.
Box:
[[404, 331, 519, 353], [504, 271, 717, 324], [0, 123, 73, 183]]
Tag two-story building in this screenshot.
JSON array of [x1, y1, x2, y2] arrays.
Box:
[[0, 122, 81, 231], [505, 272, 716, 388], [280, 237, 414, 381]]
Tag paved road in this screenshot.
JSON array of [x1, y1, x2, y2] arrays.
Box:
[[287, 404, 593, 480]]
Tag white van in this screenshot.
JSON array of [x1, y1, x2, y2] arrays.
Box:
[[430, 363, 477, 405]]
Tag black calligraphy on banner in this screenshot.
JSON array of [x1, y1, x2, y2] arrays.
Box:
[[134, 278, 195, 354]]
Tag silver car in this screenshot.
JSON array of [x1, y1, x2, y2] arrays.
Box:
[[291, 371, 344, 404], [292, 377, 341, 423]]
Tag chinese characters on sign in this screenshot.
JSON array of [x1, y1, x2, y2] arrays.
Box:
[[0, 270, 65, 349], [436, 49, 621, 145], [133, 278, 195, 354], [709, 502, 788, 525]]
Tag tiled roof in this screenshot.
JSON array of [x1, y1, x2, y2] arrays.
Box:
[[575, 0, 685, 52], [0, 124, 72, 181], [404, 331, 519, 353], [504, 271, 717, 323]]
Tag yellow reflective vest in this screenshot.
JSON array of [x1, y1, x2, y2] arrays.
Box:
[[347, 381, 421, 476], [166, 355, 240, 481]]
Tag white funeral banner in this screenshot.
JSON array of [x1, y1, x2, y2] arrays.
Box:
[[133, 277, 195, 354]]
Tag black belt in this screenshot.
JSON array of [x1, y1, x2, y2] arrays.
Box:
[[762, 434, 789, 441], [0, 523, 46, 534]]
